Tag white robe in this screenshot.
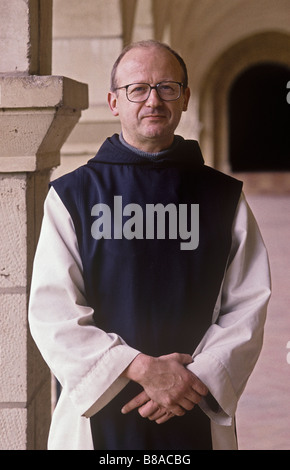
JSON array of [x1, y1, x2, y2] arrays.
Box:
[[28, 187, 271, 450]]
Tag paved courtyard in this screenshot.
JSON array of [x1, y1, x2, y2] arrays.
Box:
[[236, 192, 290, 450]]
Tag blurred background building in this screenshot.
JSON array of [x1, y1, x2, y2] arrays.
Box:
[[0, 0, 289, 449]]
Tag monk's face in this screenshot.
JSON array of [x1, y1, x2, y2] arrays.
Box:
[[108, 46, 190, 153]]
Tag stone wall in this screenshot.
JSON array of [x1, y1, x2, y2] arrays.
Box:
[[51, 0, 124, 179], [0, 0, 88, 449]]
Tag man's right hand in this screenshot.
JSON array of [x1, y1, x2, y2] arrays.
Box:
[[121, 352, 208, 419]]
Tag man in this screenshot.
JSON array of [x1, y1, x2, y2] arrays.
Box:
[[29, 40, 271, 450]]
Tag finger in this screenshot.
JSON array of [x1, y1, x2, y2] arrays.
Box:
[[178, 397, 196, 411], [138, 400, 160, 418], [143, 404, 175, 423], [191, 379, 208, 397], [183, 387, 205, 405], [121, 390, 149, 414], [180, 353, 194, 366], [138, 401, 173, 422], [146, 407, 167, 421], [184, 369, 209, 397], [169, 404, 186, 417], [155, 412, 175, 424], [173, 352, 193, 366], [147, 405, 174, 422]]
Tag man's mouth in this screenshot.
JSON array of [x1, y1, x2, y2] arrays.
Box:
[[142, 114, 166, 120]]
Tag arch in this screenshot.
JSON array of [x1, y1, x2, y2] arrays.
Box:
[[229, 63, 290, 171], [199, 32, 290, 172]]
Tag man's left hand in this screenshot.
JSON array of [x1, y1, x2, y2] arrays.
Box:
[[121, 390, 175, 424]]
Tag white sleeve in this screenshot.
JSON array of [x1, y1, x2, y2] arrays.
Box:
[[28, 187, 140, 418], [187, 193, 271, 425]]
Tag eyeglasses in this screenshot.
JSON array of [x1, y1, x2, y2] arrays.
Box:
[[114, 81, 184, 103]]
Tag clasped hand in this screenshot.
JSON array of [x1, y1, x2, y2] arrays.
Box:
[[121, 352, 208, 424]]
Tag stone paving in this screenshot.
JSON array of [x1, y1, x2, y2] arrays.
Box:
[[235, 192, 290, 450]]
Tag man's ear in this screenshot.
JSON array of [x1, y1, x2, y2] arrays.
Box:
[[182, 87, 191, 112], [108, 91, 119, 116]]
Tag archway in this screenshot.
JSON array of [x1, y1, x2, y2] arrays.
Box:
[[229, 64, 290, 172], [199, 32, 290, 172]]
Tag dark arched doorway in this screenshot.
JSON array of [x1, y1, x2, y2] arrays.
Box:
[[229, 64, 290, 172]]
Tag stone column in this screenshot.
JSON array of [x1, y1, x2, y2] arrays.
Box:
[[0, 1, 88, 449]]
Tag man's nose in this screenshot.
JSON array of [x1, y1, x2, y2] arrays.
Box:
[[145, 88, 163, 107]]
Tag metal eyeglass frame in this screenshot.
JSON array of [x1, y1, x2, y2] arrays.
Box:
[[114, 81, 184, 102]]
